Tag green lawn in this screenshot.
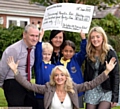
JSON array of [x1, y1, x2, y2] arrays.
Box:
[[0, 88, 7, 106], [0, 88, 120, 109]]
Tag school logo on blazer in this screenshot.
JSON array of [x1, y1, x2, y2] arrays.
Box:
[[71, 66, 77, 73], [45, 66, 47, 69]]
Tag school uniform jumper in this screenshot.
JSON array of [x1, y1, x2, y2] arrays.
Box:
[[57, 39, 87, 97], [34, 42, 55, 104]]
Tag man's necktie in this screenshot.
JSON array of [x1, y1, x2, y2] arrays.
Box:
[[26, 48, 31, 81]]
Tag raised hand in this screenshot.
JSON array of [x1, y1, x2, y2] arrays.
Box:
[[7, 56, 19, 74], [104, 57, 117, 75], [39, 29, 44, 42], [80, 30, 86, 39]]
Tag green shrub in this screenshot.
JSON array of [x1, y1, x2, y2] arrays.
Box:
[[0, 14, 120, 61]]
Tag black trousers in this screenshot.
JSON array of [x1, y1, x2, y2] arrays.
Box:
[[3, 79, 38, 109], [36, 98, 44, 109]]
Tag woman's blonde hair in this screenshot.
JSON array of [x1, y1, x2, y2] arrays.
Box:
[[86, 26, 113, 63], [49, 65, 75, 93]]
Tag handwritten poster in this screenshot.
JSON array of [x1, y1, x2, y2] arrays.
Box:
[[41, 3, 94, 33]]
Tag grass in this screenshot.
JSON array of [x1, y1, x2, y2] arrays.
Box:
[[0, 89, 7, 107], [0, 88, 120, 109]]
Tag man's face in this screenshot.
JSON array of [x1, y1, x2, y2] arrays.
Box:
[[23, 27, 39, 48]]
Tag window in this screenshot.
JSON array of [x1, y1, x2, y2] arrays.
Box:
[[20, 21, 28, 27], [9, 20, 17, 26], [7, 16, 30, 28]]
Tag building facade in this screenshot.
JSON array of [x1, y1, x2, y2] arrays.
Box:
[[0, 0, 46, 28]]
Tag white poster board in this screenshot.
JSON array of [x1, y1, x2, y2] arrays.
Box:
[[41, 3, 94, 33]]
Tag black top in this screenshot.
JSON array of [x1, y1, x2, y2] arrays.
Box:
[[84, 49, 119, 102], [51, 51, 63, 65]]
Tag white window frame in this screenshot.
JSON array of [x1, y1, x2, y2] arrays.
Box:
[[6, 16, 30, 28]]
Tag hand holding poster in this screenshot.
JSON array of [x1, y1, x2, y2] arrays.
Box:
[[41, 3, 94, 33]]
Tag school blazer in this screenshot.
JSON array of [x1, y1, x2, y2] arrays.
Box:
[[15, 73, 109, 109]]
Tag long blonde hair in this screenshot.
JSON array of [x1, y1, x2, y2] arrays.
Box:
[[49, 65, 75, 93], [86, 26, 113, 63]]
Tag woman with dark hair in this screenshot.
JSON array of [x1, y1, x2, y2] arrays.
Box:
[[49, 30, 66, 64]]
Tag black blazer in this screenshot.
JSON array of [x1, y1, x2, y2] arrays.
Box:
[[84, 49, 119, 102]]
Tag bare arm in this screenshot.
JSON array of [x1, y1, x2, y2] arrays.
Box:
[[80, 30, 86, 40], [39, 29, 44, 42], [7, 56, 46, 94]]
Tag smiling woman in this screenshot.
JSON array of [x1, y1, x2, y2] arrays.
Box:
[[49, 30, 66, 65], [52, 68, 67, 85], [0, 88, 120, 109], [84, 26, 119, 109], [6, 56, 117, 109]]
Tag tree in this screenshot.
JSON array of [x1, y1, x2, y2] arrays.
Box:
[[0, 26, 23, 58], [30, 0, 120, 6]]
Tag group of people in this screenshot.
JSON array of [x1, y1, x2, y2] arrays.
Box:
[[0, 24, 119, 109]]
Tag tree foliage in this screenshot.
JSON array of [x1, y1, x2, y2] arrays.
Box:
[[0, 14, 120, 60], [0, 26, 23, 58], [30, 0, 120, 6]]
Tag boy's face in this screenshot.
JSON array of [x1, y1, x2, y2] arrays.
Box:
[[42, 49, 52, 62]]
